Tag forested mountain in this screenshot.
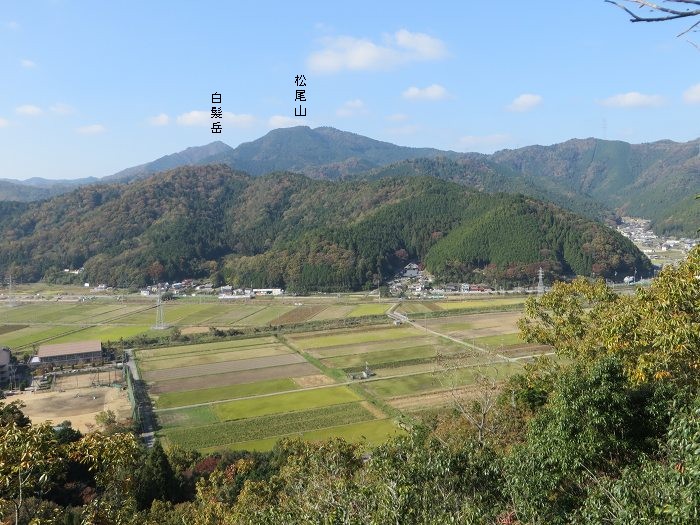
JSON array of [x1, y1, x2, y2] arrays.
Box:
[[105, 141, 235, 183], [2, 129, 697, 234], [0, 165, 650, 289], [197, 126, 456, 177], [491, 138, 700, 235], [0, 178, 88, 202]]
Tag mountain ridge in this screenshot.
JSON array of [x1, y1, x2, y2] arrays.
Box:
[[1, 127, 698, 234]]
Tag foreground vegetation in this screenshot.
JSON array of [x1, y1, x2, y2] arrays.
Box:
[[1, 247, 697, 524]]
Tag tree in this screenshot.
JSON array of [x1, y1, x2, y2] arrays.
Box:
[[0, 423, 64, 525], [520, 246, 700, 385], [606, 1, 700, 42], [134, 442, 176, 510]]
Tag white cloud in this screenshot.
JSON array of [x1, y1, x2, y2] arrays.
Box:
[[458, 134, 510, 152], [402, 84, 449, 101], [683, 83, 700, 104], [386, 113, 409, 122], [0, 118, 9, 128], [148, 113, 170, 126], [77, 124, 106, 135], [336, 99, 367, 117], [268, 115, 302, 128], [5, 21, 19, 30], [308, 28, 447, 73], [600, 92, 664, 108], [506, 93, 542, 112], [20, 59, 36, 68], [394, 29, 446, 60], [49, 103, 75, 115], [15, 104, 42, 116], [176, 111, 208, 126], [177, 110, 254, 127]]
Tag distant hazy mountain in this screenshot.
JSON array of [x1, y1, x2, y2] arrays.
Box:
[[105, 140, 235, 183], [197, 126, 457, 177]]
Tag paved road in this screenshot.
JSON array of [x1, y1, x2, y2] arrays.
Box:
[[125, 349, 155, 448]]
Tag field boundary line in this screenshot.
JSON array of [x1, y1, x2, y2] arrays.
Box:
[[154, 356, 508, 413], [397, 314, 517, 363]]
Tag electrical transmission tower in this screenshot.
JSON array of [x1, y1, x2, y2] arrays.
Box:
[[152, 287, 168, 330], [6, 272, 17, 308], [537, 267, 545, 296]]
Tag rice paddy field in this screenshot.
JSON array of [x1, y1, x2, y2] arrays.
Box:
[[2, 293, 555, 452], [0, 296, 395, 351]]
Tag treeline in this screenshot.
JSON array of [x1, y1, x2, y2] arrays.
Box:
[[2, 247, 698, 524], [0, 165, 651, 289]]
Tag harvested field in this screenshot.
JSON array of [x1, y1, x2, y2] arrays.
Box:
[[289, 326, 422, 350], [292, 374, 336, 388], [388, 385, 487, 412], [143, 353, 307, 382], [427, 311, 522, 340], [307, 335, 437, 359], [139, 344, 291, 372], [139, 337, 277, 359], [309, 305, 354, 320], [149, 362, 319, 394], [273, 305, 327, 325], [180, 326, 210, 335]]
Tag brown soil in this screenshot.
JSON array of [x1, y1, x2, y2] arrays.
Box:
[[273, 304, 327, 325], [16, 387, 131, 432], [180, 326, 210, 335], [143, 353, 306, 382], [292, 374, 336, 388], [360, 400, 386, 419], [149, 362, 319, 394]]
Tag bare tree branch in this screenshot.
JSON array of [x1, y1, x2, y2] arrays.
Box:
[[605, 0, 700, 23]]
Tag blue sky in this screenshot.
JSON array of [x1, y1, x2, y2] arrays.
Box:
[[2, 1, 700, 180]]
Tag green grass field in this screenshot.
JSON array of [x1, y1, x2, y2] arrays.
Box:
[[220, 419, 402, 452], [309, 305, 354, 320], [309, 335, 437, 359], [212, 386, 362, 421], [347, 304, 390, 317], [155, 378, 300, 409], [435, 298, 526, 310], [473, 333, 523, 349], [363, 362, 522, 398], [290, 326, 422, 350], [322, 344, 452, 370], [162, 402, 375, 450]]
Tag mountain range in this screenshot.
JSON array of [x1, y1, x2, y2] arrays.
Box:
[[1, 127, 698, 236]]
